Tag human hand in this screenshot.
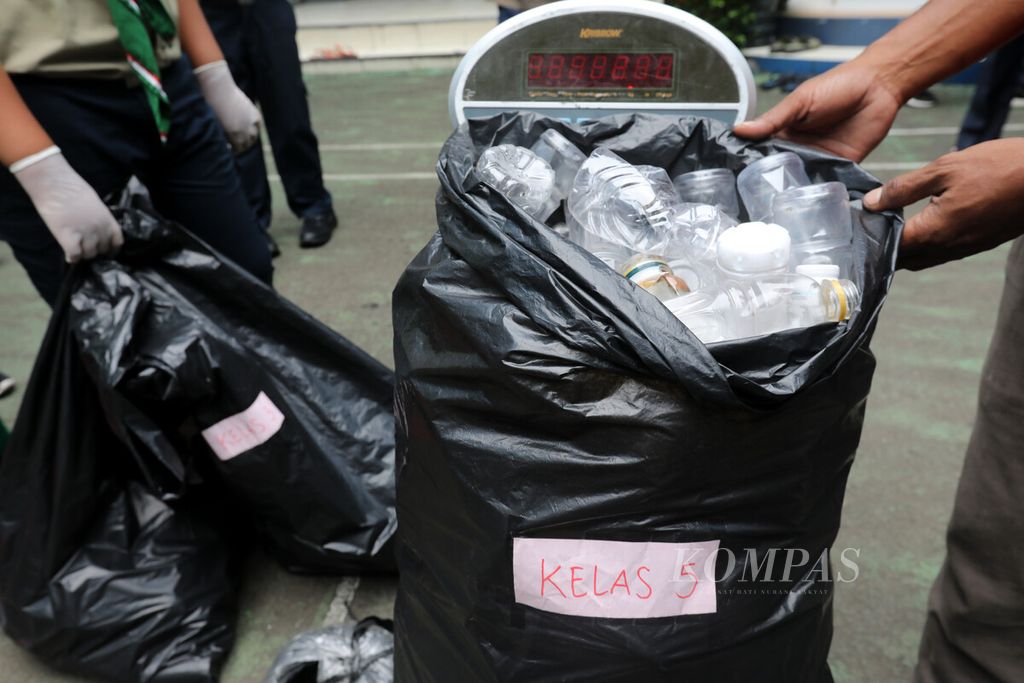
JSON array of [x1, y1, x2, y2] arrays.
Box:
[[12, 148, 123, 263], [863, 139, 1024, 270], [193, 60, 262, 152], [733, 60, 904, 162]]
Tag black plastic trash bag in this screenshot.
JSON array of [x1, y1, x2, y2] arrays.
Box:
[[392, 113, 902, 682], [0, 208, 398, 681], [0, 283, 238, 683], [264, 618, 394, 683], [70, 209, 397, 573]]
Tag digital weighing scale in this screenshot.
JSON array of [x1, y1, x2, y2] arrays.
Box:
[[449, 0, 757, 127]]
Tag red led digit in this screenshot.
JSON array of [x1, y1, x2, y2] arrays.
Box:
[[528, 52, 672, 88], [654, 54, 673, 81], [569, 54, 586, 81], [547, 54, 565, 80], [635, 54, 652, 82], [611, 54, 629, 80], [527, 54, 544, 81]]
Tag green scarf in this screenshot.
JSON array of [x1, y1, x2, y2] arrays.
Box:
[[107, 0, 177, 142]]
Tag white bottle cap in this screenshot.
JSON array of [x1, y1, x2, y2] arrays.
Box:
[[716, 222, 791, 275], [796, 263, 841, 282]]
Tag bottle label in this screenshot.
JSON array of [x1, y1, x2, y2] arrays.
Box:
[[201, 391, 285, 461], [512, 537, 719, 618]]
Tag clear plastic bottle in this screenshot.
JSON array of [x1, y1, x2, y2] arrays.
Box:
[[637, 165, 681, 210], [567, 149, 676, 266], [476, 144, 559, 221], [620, 254, 690, 302], [530, 129, 587, 201], [665, 291, 728, 343], [715, 221, 791, 281]]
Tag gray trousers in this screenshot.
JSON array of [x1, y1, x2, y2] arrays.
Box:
[[916, 238, 1024, 682]]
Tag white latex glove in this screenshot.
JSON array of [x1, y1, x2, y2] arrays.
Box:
[[193, 60, 262, 152], [11, 147, 123, 263]]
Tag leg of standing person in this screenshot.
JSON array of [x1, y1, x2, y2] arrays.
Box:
[[140, 57, 273, 284], [957, 35, 1024, 149], [498, 7, 521, 22], [915, 238, 1024, 683], [201, 0, 275, 239], [247, 0, 336, 247]]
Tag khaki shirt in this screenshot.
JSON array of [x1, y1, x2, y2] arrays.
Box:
[[0, 0, 180, 78]]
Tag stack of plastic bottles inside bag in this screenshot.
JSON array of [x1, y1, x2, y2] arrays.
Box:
[[476, 129, 860, 344]]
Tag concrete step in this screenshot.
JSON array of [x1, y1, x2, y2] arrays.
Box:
[[295, 0, 496, 63]]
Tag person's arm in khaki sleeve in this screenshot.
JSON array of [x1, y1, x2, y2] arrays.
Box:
[[0, 67, 123, 263], [734, 0, 1024, 270], [179, 0, 262, 152]]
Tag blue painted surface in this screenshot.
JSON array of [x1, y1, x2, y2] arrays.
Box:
[[751, 56, 981, 86], [777, 17, 901, 46]]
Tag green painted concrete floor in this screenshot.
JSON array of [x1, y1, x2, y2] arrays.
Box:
[[0, 70, 1020, 682]]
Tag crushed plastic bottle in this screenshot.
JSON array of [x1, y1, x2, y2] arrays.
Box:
[[530, 129, 587, 201], [476, 145, 559, 221], [567, 149, 674, 257]]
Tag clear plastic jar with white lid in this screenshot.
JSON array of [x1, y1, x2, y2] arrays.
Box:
[[715, 221, 792, 280]]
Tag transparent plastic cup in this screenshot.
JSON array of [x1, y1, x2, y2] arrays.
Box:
[[771, 181, 854, 277], [530, 129, 587, 201], [476, 145, 559, 221], [737, 152, 811, 221], [715, 221, 791, 280], [567, 148, 674, 255], [672, 168, 741, 218]]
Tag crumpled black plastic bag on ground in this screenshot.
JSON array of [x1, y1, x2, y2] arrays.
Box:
[[0, 278, 237, 683], [392, 113, 902, 682], [0, 208, 398, 682], [70, 210, 397, 573], [263, 618, 394, 683]]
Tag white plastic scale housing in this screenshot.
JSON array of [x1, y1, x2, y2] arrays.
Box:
[[449, 0, 756, 127]]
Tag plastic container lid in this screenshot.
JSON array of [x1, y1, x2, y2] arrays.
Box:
[[716, 222, 791, 274], [796, 263, 841, 282]]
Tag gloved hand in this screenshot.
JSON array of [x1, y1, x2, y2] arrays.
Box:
[[193, 60, 262, 152], [11, 147, 123, 263]]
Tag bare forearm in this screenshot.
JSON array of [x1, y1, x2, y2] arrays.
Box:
[[0, 68, 54, 167], [863, 0, 1024, 101], [178, 0, 224, 67]]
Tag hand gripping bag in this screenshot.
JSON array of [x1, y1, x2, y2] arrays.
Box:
[[392, 114, 902, 682]]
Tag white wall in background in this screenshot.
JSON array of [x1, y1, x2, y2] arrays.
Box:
[[785, 0, 927, 18]]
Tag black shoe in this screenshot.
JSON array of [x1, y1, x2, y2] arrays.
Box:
[[299, 210, 338, 248], [265, 231, 281, 259], [905, 90, 938, 109], [0, 373, 15, 399]]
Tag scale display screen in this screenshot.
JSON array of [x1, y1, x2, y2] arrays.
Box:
[[526, 52, 674, 90]]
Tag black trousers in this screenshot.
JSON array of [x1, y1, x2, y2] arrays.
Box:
[[0, 57, 273, 306], [957, 35, 1024, 150], [202, 0, 333, 230]]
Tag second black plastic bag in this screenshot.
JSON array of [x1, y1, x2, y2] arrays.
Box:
[[0, 209, 397, 682], [392, 114, 902, 682]]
